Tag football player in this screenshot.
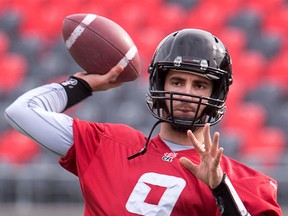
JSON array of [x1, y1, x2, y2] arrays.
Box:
[[5, 29, 282, 215]]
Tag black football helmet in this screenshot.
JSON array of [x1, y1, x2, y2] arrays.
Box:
[[146, 29, 233, 131]]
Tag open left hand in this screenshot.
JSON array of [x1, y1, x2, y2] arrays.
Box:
[[179, 123, 224, 189]]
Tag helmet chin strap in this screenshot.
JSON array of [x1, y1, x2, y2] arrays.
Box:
[[127, 120, 163, 160], [127, 117, 203, 160], [168, 109, 206, 133], [170, 121, 199, 134]]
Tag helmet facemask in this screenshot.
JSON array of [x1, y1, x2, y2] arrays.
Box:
[[146, 60, 230, 132], [146, 29, 233, 132], [129, 28, 233, 160]]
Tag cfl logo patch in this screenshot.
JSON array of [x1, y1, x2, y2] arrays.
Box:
[[61, 78, 78, 88], [162, 152, 177, 162]]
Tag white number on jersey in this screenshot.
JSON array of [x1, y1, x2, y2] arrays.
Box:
[[126, 172, 186, 215]]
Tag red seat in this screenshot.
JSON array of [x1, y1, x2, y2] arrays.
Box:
[[262, 6, 288, 40], [220, 103, 277, 166], [0, 53, 27, 92], [146, 3, 186, 35], [0, 31, 9, 58], [224, 78, 246, 110], [232, 51, 266, 90], [20, 3, 64, 43], [8, 0, 37, 15], [240, 126, 286, 165], [0, 130, 40, 164], [185, 2, 227, 34], [265, 51, 288, 90], [112, 2, 149, 37], [202, 0, 245, 17], [135, 27, 166, 79], [222, 102, 267, 139], [218, 27, 247, 60], [245, 0, 285, 15]]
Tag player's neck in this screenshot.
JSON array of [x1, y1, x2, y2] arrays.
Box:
[[159, 122, 204, 146]]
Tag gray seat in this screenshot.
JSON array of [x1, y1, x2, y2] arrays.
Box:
[[247, 32, 282, 59], [165, 0, 198, 9], [0, 10, 22, 40], [228, 8, 262, 39], [244, 81, 286, 128]]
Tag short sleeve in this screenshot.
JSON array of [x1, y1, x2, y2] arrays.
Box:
[[59, 144, 78, 176], [59, 118, 104, 176]]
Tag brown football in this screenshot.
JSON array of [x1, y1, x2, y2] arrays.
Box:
[[62, 14, 141, 82]]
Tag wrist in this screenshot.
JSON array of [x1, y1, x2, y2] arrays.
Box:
[[60, 76, 92, 110], [211, 173, 226, 190], [211, 173, 250, 216]]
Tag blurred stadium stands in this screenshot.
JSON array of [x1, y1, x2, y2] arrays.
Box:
[[0, 0, 287, 215]]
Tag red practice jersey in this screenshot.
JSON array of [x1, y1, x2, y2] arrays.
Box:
[[59, 119, 282, 216]]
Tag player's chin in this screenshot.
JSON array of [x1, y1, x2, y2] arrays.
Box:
[[173, 111, 196, 119], [169, 117, 197, 133]]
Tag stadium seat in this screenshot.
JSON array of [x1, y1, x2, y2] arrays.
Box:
[[0, 53, 27, 92], [0, 9, 22, 40], [244, 0, 285, 15], [232, 51, 266, 90], [265, 51, 288, 89], [228, 8, 262, 40], [240, 126, 286, 165], [268, 101, 288, 135], [262, 6, 288, 38], [0, 129, 40, 164], [221, 102, 267, 141], [218, 27, 247, 60], [134, 27, 166, 74], [201, 0, 246, 17], [146, 3, 186, 34], [185, 2, 227, 34], [247, 31, 282, 59], [244, 81, 288, 139], [0, 31, 9, 57], [165, 0, 198, 9], [217, 128, 242, 159], [224, 78, 247, 110], [20, 4, 64, 43], [244, 81, 286, 118], [0, 100, 11, 132]]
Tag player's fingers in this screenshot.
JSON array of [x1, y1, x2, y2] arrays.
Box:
[[187, 130, 205, 153], [106, 65, 124, 83], [213, 147, 223, 168], [211, 132, 220, 157], [203, 123, 212, 152], [179, 157, 198, 175], [73, 71, 89, 77]]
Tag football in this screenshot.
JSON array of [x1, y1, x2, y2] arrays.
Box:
[[62, 13, 141, 82]]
